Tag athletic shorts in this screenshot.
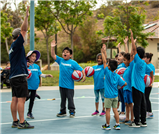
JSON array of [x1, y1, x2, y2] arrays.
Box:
[[123, 90, 133, 104], [104, 97, 118, 108], [10, 76, 28, 98]]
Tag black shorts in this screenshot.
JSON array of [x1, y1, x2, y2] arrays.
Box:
[[10, 76, 28, 98]]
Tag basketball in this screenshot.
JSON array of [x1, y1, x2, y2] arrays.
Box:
[[118, 76, 125, 89], [27, 69, 32, 79], [144, 74, 152, 87], [84, 66, 94, 77], [116, 67, 126, 77], [72, 70, 83, 82]]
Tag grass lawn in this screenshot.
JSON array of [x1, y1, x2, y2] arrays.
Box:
[[42, 70, 159, 86]]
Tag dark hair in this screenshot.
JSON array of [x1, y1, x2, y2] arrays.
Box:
[[96, 53, 102, 61], [108, 59, 118, 71], [6, 61, 10, 65], [115, 54, 118, 58], [120, 52, 125, 56], [124, 53, 130, 61], [137, 47, 145, 59], [145, 53, 153, 62], [62, 47, 72, 54]]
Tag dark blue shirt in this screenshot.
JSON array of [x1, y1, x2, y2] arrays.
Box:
[[9, 34, 28, 79]]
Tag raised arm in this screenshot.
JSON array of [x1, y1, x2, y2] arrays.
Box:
[[21, 6, 29, 40], [51, 40, 57, 60], [117, 42, 121, 53], [130, 30, 137, 55], [123, 36, 129, 53], [101, 44, 107, 69], [130, 38, 137, 62]]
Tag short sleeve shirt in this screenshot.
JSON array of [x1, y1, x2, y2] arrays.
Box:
[[9, 34, 28, 79], [92, 64, 104, 90], [146, 63, 155, 76], [104, 67, 125, 98], [27, 64, 42, 90], [56, 55, 83, 89], [131, 54, 152, 93], [123, 61, 134, 92]]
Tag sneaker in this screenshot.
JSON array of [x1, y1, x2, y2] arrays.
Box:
[[99, 111, 105, 116], [57, 112, 67, 117], [11, 119, 19, 128], [35, 94, 41, 99], [113, 124, 121, 130], [70, 112, 75, 118], [146, 114, 153, 119], [27, 113, 34, 119], [119, 113, 126, 120], [101, 124, 111, 130], [17, 120, 34, 129], [140, 122, 147, 127], [129, 122, 141, 128], [120, 120, 131, 125], [92, 110, 99, 116]]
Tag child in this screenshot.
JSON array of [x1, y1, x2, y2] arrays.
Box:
[[122, 53, 134, 124], [51, 40, 86, 118], [26, 50, 53, 119], [91, 53, 105, 116], [129, 30, 153, 127], [144, 53, 155, 118], [101, 44, 127, 130]]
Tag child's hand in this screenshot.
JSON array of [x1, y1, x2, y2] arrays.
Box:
[[123, 36, 128, 44], [46, 74, 53, 77], [81, 75, 86, 82], [117, 42, 121, 48], [102, 44, 106, 51], [51, 40, 57, 48], [134, 39, 137, 43], [130, 29, 133, 37], [27, 62, 31, 67]]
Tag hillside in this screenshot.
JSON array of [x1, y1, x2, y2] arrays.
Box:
[[34, 2, 159, 47]]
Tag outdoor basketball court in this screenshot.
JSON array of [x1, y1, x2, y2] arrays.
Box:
[[0, 84, 159, 134]]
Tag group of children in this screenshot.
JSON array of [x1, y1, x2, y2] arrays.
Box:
[[25, 30, 155, 131]]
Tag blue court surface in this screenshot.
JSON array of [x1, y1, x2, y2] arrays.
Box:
[[0, 86, 159, 134]]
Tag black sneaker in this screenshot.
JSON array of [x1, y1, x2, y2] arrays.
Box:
[[27, 113, 34, 119], [11, 119, 19, 128], [70, 112, 75, 118], [57, 112, 67, 117], [17, 120, 34, 129], [35, 94, 41, 99], [140, 122, 147, 127], [129, 122, 141, 128]]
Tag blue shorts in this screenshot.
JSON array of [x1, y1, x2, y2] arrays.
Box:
[[123, 90, 133, 104]]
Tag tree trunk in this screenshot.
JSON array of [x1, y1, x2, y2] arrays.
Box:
[[70, 32, 74, 59], [46, 37, 50, 70], [5, 38, 9, 55]]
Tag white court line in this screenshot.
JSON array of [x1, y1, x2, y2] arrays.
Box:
[[0, 114, 113, 125], [150, 98, 159, 99], [151, 102, 159, 104]]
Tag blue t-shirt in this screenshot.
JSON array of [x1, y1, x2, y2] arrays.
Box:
[[117, 63, 126, 69], [55, 55, 83, 89], [131, 54, 152, 93], [123, 61, 134, 92], [92, 64, 104, 90], [27, 64, 42, 90], [104, 67, 125, 98], [9, 34, 28, 79], [146, 63, 155, 76]]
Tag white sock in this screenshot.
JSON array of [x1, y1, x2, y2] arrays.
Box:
[[116, 123, 120, 125]]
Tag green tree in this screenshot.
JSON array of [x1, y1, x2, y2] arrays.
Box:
[[52, 0, 97, 59], [1, 11, 13, 54], [35, 1, 60, 70], [99, 3, 153, 49]]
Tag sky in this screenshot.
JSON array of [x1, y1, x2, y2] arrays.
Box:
[[3, 0, 131, 11]]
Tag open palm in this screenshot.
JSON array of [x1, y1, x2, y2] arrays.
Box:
[[51, 40, 57, 47]]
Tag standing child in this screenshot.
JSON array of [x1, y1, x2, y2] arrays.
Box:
[[51, 40, 86, 118], [26, 50, 53, 119], [101, 44, 127, 130], [91, 53, 105, 116], [129, 30, 153, 127], [144, 53, 155, 118]]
